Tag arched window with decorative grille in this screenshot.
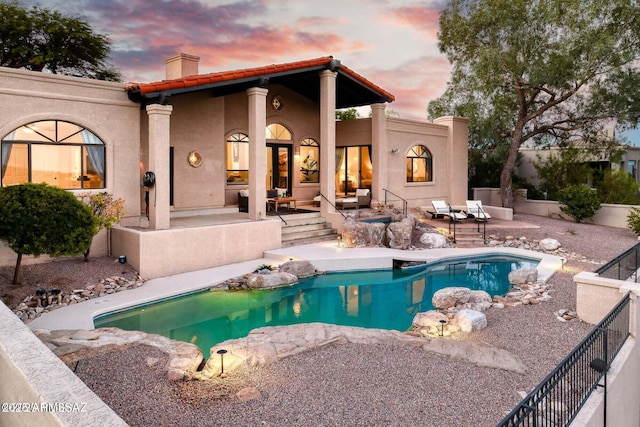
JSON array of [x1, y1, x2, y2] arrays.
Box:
[[1, 120, 105, 189]]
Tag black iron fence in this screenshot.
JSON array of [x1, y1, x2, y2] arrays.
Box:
[[497, 291, 631, 427], [595, 241, 640, 282]]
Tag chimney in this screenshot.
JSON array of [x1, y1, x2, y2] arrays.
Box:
[[165, 53, 200, 79]]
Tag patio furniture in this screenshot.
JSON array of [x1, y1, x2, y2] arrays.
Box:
[[426, 200, 467, 221], [466, 200, 491, 221], [336, 189, 370, 210], [268, 197, 298, 211]]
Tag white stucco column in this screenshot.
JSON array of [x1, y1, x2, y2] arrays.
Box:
[[247, 87, 268, 221], [146, 104, 173, 230], [371, 103, 388, 203], [320, 70, 337, 217]]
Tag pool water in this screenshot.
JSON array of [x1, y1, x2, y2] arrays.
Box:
[[94, 255, 538, 354]]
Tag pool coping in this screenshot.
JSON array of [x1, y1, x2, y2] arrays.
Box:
[[27, 244, 565, 331]]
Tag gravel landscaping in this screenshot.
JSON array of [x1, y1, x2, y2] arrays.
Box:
[[4, 212, 638, 427]]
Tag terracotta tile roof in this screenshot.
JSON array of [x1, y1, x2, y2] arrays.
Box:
[[126, 56, 395, 103]]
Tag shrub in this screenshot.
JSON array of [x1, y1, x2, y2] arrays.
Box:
[[0, 183, 98, 284], [596, 169, 640, 204], [79, 192, 126, 260], [627, 207, 640, 236], [556, 185, 601, 223]]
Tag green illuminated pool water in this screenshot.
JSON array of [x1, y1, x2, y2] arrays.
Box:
[[94, 254, 538, 354]]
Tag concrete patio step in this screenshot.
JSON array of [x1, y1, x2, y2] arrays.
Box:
[[453, 225, 486, 247], [280, 213, 338, 247]]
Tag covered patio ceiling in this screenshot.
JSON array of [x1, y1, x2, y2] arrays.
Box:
[[126, 56, 395, 109]]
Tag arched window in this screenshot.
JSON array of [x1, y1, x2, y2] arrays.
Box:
[[266, 123, 291, 140], [1, 120, 105, 189], [406, 145, 432, 182], [300, 138, 319, 183], [226, 133, 249, 185]]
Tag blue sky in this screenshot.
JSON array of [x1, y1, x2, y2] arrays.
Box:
[[23, 0, 449, 121]]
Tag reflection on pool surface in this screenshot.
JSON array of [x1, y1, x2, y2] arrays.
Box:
[[94, 254, 538, 354]]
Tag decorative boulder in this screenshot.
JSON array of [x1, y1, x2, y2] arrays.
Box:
[[539, 238, 561, 251], [419, 232, 449, 248], [454, 309, 487, 332], [462, 290, 493, 312], [342, 218, 386, 247], [412, 310, 449, 335], [432, 287, 472, 309], [279, 260, 317, 278], [247, 272, 298, 289], [508, 268, 538, 285], [387, 218, 413, 249]]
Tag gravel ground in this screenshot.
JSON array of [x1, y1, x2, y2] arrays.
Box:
[[44, 214, 640, 426]]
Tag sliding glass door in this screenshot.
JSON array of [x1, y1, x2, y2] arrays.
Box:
[[335, 145, 372, 195]]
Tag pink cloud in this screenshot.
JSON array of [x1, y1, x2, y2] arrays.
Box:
[[359, 56, 451, 120], [382, 3, 442, 37]]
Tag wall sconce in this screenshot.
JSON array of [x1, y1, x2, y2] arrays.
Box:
[[391, 148, 400, 154], [188, 150, 203, 168]]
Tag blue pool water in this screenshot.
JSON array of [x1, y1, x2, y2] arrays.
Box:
[[94, 254, 538, 354]]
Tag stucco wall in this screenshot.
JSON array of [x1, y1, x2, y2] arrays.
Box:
[[0, 301, 127, 426], [514, 198, 634, 229], [111, 219, 282, 279], [0, 67, 141, 266]]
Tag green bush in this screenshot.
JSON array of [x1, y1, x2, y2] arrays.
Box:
[[596, 169, 640, 204], [556, 185, 601, 223], [627, 207, 640, 236], [0, 183, 98, 284]]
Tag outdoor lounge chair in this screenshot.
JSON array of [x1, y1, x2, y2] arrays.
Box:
[[428, 200, 467, 221], [336, 189, 371, 210], [466, 200, 491, 221]]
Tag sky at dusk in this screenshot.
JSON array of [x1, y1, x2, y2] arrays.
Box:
[[22, 0, 451, 121]]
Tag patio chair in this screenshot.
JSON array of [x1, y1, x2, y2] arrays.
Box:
[[466, 200, 491, 221], [428, 200, 467, 222]]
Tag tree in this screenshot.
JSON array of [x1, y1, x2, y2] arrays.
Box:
[[533, 147, 592, 200], [596, 169, 640, 204], [336, 108, 359, 120], [0, 1, 121, 81], [79, 192, 126, 261], [557, 185, 601, 223], [0, 183, 98, 284], [428, 0, 640, 208]]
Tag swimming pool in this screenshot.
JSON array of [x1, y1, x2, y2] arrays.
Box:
[[94, 254, 538, 354]]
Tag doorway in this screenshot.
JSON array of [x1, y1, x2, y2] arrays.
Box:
[[266, 144, 291, 194], [335, 145, 372, 195]]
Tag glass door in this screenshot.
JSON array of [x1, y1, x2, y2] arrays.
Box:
[[266, 144, 291, 194], [335, 145, 372, 196]]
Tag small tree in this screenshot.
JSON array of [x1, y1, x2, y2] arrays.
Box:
[[557, 185, 601, 223], [0, 183, 98, 284], [533, 147, 591, 201], [79, 192, 126, 261], [596, 169, 640, 205], [627, 207, 640, 236]]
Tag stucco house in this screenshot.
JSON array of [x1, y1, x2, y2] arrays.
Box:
[[0, 54, 468, 279]]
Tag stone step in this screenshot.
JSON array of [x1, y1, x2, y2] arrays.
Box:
[[281, 233, 339, 248], [282, 227, 337, 242], [281, 216, 327, 227], [282, 222, 334, 235]]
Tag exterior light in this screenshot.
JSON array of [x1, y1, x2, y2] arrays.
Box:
[[188, 150, 203, 167], [336, 235, 342, 247], [118, 255, 126, 264], [217, 349, 228, 375], [439, 319, 447, 336]]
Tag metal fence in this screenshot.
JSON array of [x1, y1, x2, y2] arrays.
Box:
[[497, 292, 631, 427], [595, 241, 640, 282]]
